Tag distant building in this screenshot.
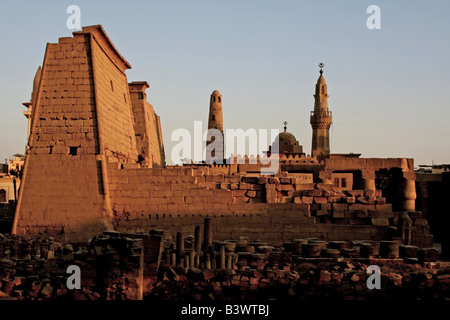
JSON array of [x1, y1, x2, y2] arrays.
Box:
[[416, 164, 450, 174], [0, 154, 22, 203], [8, 154, 25, 175]]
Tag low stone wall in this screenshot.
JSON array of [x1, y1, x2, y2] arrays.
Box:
[[107, 164, 432, 247]]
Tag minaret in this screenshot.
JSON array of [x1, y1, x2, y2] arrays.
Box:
[[310, 63, 332, 159], [206, 90, 224, 163]]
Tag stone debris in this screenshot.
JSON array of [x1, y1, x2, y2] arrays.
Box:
[[0, 224, 448, 300]]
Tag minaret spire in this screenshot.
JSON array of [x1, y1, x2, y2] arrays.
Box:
[[310, 63, 332, 159], [206, 90, 224, 163]]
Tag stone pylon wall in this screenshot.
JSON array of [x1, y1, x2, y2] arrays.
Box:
[[12, 26, 149, 242], [129, 82, 165, 168]]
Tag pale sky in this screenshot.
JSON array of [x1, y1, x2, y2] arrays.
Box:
[[1, 0, 449, 166]]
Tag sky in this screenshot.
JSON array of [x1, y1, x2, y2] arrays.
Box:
[[0, 0, 449, 166]]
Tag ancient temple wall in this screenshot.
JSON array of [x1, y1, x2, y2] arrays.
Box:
[[106, 164, 432, 247], [12, 33, 110, 241], [129, 85, 165, 167], [88, 32, 138, 162]]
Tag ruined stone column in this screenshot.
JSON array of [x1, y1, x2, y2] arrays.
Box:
[[208, 245, 216, 269], [164, 248, 170, 266], [361, 170, 376, 191], [189, 248, 195, 268], [219, 244, 226, 269], [399, 171, 416, 211], [226, 253, 233, 269], [380, 241, 400, 258], [176, 231, 185, 263], [203, 218, 212, 251], [416, 181, 429, 215], [397, 212, 412, 245], [205, 252, 211, 270], [195, 253, 200, 268], [194, 225, 202, 254], [170, 252, 176, 267]]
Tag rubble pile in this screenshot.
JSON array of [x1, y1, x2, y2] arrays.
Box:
[[0, 225, 449, 300], [147, 224, 449, 300], [0, 232, 145, 300], [149, 260, 450, 301]]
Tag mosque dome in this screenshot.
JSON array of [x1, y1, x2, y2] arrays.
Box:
[[270, 122, 304, 155]]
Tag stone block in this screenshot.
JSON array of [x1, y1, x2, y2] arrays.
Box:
[[327, 196, 341, 203], [279, 177, 291, 184], [377, 211, 394, 219], [295, 183, 315, 190], [349, 204, 375, 211], [279, 184, 295, 192], [367, 210, 380, 219], [319, 270, 332, 282], [320, 203, 332, 210], [411, 234, 434, 248], [257, 177, 268, 184], [280, 196, 293, 203], [417, 248, 439, 262], [371, 218, 389, 226], [316, 210, 329, 216], [356, 196, 369, 204], [332, 203, 348, 211], [348, 218, 370, 225], [313, 197, 328, 204], [364, 190, 376, 197], [379, 241, 399, 258], [344, 211, 355, 219], [333, 218, 348, 225], [242, 176, 259, 184], [293, 197, 303, 204], [376, 204, 392, 212], [234, 197, 249, 204], [239, 183, 251, 190], [414, 219, 429, 227], [356, 210, 369, 218], [343, 197, 355, 204], [246, 190, 257, 198], [301, 197, 313, 204], [399, 245, 419, 258], [347, 190, 364, 197], [332, 211, 345, 218]]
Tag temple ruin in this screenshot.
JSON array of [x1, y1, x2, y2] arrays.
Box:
[[12, 25, 431, 251]]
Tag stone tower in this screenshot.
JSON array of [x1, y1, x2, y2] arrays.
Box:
[[310, 63, 332, 159], [206, 90, 224, 163], [12, 25, 164, 241], [129, 81, 166, 168]]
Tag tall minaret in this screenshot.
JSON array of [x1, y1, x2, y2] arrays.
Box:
[[206, 90, 224, 163], [310, 63, 332, 159]]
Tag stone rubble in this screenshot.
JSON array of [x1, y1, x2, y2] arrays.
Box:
[[0, 226, 448, 300]]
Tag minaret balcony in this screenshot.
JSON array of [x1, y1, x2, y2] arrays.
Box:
[[310, 110, 332, 123], [310, 110, 332, 117]]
